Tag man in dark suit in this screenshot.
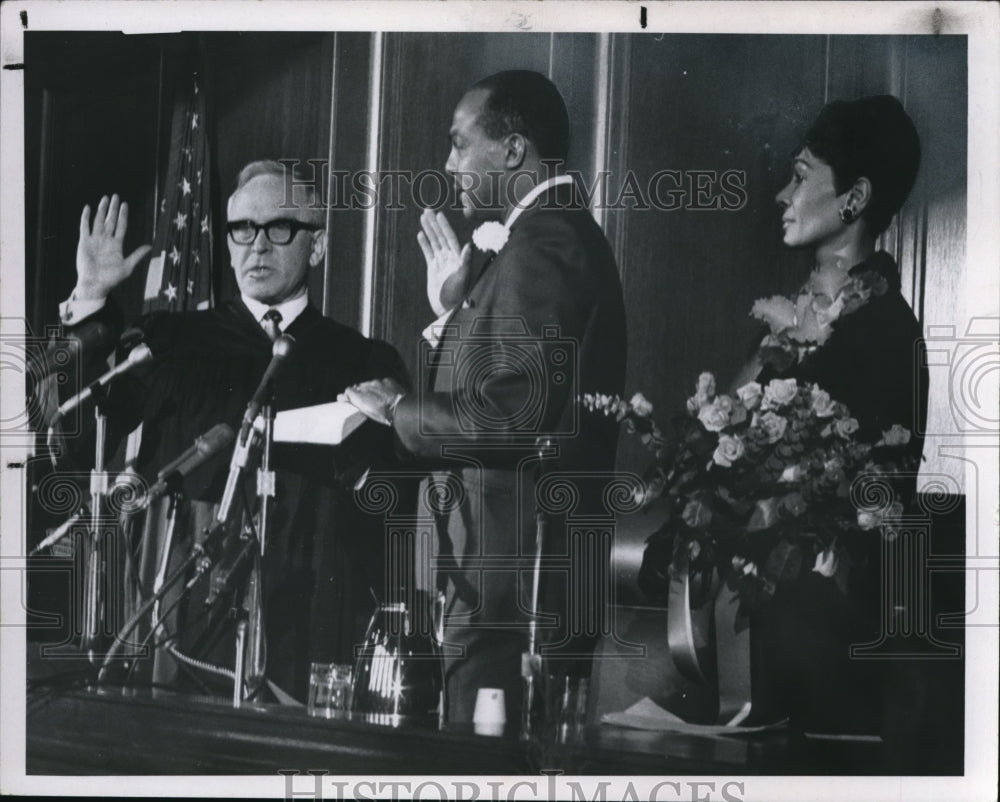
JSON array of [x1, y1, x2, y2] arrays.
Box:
[[51, 161, 408, 700], [347, 71, 627, 725]]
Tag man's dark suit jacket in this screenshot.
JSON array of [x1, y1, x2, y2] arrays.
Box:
[[392, 181, 628, 723]]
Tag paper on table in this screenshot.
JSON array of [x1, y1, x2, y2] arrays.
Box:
[[254, 401, 367, 445], [601, 697, 785, 736]]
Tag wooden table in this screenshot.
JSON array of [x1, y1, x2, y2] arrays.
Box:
[[25, 685, 887, 776]]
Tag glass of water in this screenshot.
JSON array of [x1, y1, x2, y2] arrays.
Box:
[[307, 662, 353, 718]]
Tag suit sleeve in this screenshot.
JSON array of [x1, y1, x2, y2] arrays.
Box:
[[393, 214, 592, 459]]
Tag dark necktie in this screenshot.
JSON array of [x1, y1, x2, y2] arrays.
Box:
[[262, 309, 282, 341]]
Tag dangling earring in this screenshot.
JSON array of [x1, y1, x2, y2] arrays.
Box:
[[839, 205, 856, 224]]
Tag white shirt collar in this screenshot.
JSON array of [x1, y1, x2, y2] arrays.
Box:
[[241, 292, 309, 331], [504, 174, 575, 230]]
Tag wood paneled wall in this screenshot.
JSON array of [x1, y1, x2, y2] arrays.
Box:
[[25, 33, 162, 330], [25, 32, 967, 489], [205, 33, 334, 307]]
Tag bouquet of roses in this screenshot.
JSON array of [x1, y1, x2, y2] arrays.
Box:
[[582, 372, 918, 612]]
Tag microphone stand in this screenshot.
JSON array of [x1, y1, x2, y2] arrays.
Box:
[[81, 386, 111, 660], [150, 491, 184, 647], [520, 437, 556, 740], [97, 520, 234, 684], [240, 397, 275, 702]]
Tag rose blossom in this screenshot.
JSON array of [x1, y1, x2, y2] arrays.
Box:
[[686, 374, 718, 414], [810, 386, 837, 418], [736, 381, 763, 410], [833, 416, 860, 439], [629, 392, 654, 417], [712, 434, 745, 467], [779, 463, 808, 483], [879, 424, 912, 447], [698, 400, 731, 432], [823, 457, 846, 483], [696, 372, 716, 399], [757, 411, 788, 444], [761, 378, 798, 409], [856, 509, 883, 530], [713, 394, 734, 414]]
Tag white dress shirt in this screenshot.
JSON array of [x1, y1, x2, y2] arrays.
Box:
[[60, 289, 309, 336]]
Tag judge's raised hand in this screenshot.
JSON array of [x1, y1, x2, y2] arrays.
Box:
[[75, 194, 152, 301], [418, 208, 470, 316]]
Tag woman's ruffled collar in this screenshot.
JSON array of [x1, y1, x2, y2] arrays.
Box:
[[752, 251, 900, 371]]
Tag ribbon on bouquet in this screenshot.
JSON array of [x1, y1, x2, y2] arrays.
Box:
[[713, 581, 753, 724], [666, 555, 753, 725], [665, 552, 717, 685]]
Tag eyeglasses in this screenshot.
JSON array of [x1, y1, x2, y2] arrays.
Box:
[[226, 218, 322, 246]]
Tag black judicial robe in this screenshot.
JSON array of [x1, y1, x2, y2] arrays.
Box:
[[66, 299, 409, 699]]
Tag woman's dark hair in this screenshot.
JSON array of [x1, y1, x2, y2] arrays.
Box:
[[803, 95, 921, 236], [470, 70, 570, 163]]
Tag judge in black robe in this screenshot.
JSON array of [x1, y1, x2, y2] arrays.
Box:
[[51, 163, 409, 701]]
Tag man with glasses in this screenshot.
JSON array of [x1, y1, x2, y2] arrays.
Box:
[[54, 160, 408, 701]]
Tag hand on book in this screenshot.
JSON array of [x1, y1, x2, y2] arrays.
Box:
[[341, 378, 407, 427]]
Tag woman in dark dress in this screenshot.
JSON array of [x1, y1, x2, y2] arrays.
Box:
[[751, 96, 928, 734]]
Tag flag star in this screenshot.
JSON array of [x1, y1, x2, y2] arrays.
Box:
[[187, 279, 195, 295], [201, 215, 210, 233], [196, 169, 203, 185], [179, 177, 192, 196], [163, 282, 178, 302], [169, 245, 181, 266], [193, 252, 200, 265], [191, 113, 199, 130], [174, 211, 188, 231], [160, 198, 167, 214]]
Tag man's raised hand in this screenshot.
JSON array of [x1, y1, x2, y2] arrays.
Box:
[[75, 194, 152, 301], [418, 208, 470, 316]]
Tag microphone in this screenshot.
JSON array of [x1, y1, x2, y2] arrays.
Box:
[[139, 423, 235, 508], [239, 334, 296, 443], [118, 326, 147, 352], [50, 342, 154, 425], [28, 319, 113, 384]]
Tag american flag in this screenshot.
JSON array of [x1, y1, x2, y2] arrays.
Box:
[[144, 70, 214, 313]]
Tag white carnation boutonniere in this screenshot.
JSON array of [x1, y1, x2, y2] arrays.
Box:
[[471, 221, 510, 254]]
